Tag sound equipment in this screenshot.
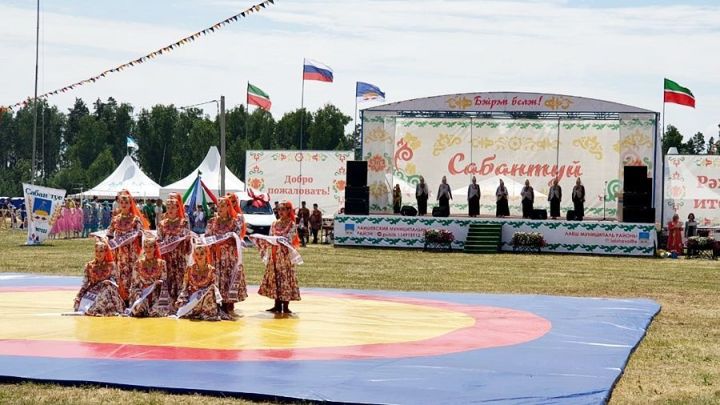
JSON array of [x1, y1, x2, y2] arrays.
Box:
[[347, 161, 368, 187], [432, 206, 449, 217], [566, 210, 576, 221], [623, 207, 655, 224], [345, 186, 369, 200], [624, 166, 648, 186], [531, 209, 547, 220], [400, 205, 417, 217], [622, 165, 653, 223], [345, 198, 369, 215]]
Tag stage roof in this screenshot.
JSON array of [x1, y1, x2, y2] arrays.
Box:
[[363, 92, 656, 115]]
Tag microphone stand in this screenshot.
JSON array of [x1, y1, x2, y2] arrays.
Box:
[[602, 181, 607, 221]]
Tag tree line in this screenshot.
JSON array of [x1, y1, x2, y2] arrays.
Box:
[[661, 124, 720, 155], [0, 98, 354, 196]]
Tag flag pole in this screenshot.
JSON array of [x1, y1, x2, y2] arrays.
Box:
[[31, 0, 40, 184], [353, 82, 358, 157], [300, 58, 305, 151], [660, 78, 666, 229], [245, 81, 249, 145]]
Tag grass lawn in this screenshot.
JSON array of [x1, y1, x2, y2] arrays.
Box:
[[0, 228, 718, 404]]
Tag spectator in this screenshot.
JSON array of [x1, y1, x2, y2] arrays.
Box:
[[296, 201, 310, 247], [309, 204, 323, 244], [154, 199, 163, 230], [192, 205, 207, 234]]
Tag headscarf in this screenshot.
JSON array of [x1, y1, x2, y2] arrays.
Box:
[[167, 192, 186, 222], [118, 190, 150, 230], [226, 193, 247, 238], [142, 235, 161, 260], [95, 239, 115, 263], [280, 201, 300, 248]]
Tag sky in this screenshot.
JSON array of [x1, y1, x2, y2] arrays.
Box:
[[1, 0, 718, 140]]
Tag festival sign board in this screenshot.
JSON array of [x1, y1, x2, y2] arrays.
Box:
[[664, 155, 720, 227], [333, 215, 656, 257], [22, 183, 66, 245], [245, 151, 353, 215]]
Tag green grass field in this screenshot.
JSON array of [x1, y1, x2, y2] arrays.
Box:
[[0, 228, 718, 404]]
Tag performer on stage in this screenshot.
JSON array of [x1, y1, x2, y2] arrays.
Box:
[[667, 214, 683, 254], [521, 180, 534, 219], [437, 176, 453, 212], [226, 192, 247, 241], [495, 179, 510, 218], [127, 236, 171, 317], [467, 176, 480, 217], [258, 201, 302, 314], [548, 178, 562, 220], [416, 176, 429, 216], [73, 240, 124, 316], [393, 184, 402, 214], [205, 196, 247, 315], [107, 190, 149, 303], [684, 213, 698, 239], [572, 178, 586, 221], [176, 245, 225, 321], [157, 193, 191, 303]]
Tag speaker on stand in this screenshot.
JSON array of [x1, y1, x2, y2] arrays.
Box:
[[621, 165, 654, 223], [345, 161, 370, 215]]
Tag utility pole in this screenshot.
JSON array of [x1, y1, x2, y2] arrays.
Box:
[[31, 0, 40, 183], [220, 95, 226, 196]]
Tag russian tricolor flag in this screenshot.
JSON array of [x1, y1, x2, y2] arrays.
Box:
[[303, 59, 333, 82]]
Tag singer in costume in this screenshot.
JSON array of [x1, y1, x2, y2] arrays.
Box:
[[467, 176, 480, 217], [437, 176, 453, 212], [416, 176, 429, 216], [572, 178, 586, 220], [73, 240, 124, 316], [107, 190, 149, 303], [495, 179, 510, 217], [548, 178, 562, 219], [520, 179, 534, 219], [157, 193, 191, 302]]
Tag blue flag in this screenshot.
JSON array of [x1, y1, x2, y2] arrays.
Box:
[[356, 82, 385, 102]]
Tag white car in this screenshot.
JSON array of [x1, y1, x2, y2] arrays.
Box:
[[236, 192, 274, 236]]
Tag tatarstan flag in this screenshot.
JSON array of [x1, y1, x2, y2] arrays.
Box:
[[247, 83, 271, 111], [664, 78, 695, 108]]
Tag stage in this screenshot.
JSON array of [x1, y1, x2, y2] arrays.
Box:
[[0, 274, 660, 404], [334, 214, 657, 256]]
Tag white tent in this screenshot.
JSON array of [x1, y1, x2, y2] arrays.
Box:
[[161, 146, 245, 199], [73, 155, 161, 199]]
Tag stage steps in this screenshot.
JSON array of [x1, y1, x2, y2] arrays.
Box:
[[463, 223, 503, 254]]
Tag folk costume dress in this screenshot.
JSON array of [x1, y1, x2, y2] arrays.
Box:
[[257, 219, 301, 302], [107, 213, 144, 302], [176, 263, 225, 321], [205, 215, 248, 305], [157, 216, 191, 302], [548, 185, 562, 219], [127, 256, 172, 317], [667, 219, 683, 254], [74, 260, 124, 316]]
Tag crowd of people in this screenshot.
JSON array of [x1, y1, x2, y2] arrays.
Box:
[[273, 200, 325, 246], [393, 176, 588, 220], [665, 212, 700, 255], [73, 189, 303, 320], [0, 200, 26, 230]]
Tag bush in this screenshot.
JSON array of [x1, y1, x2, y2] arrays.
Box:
[[424, 229, 454, 244], [511, 232, 546, 248]]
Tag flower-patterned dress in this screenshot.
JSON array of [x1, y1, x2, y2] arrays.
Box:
[[258, 219, 301, 302], [74, 260, 124, 316], [127, 257, 172, 317], [176, 263, 225, 321], [205, 215, 247, 304], [107, 213, 144, 302], [158, 216, 191, 302]]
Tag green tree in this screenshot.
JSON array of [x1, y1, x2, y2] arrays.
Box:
[[50, 157, 88, 193], [37, 102, 66, 183], [64, 98, 90, 163], [67, 115, 110, 169], [661, 125, 684, 155], [135, 105, 179, 184], [274, 108, 313, 150], [86, 148, 117, 188], [307, 104, 352, 150], [707, 137, 716, 155], [686, 132, 705, 154]]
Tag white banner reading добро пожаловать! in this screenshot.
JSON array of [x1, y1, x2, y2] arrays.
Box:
[[22, 183, 66, 245]]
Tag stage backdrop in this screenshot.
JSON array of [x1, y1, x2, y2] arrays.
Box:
[[664, 155, 720, 227], [245, 150, 353, 215], [22, 183, 66, 245], [363, 116, 655, 218]]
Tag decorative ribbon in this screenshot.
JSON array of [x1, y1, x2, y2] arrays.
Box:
[[197, 231, 244, 302], [247, 189, 271, 208], [77, 279, 119, 314], [159, 234, 191, 255], [248, 234, 303, 265], [125, 283, 159, 315], [176, 285, 222, 318], [107, 230, 142, 250]]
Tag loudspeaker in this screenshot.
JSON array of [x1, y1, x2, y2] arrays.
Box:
[[624, 166, 648, 186], [531, 209, 547, 220], [400, 205, 417, 217], [432, 206, 449, 217], [567, 210, 576, 221], [345, 186, 369, 200], [347, 161, 368, 187], [623, 192, 651, 208], [622, 207, 655, 223], [345, 198, 369, 215]]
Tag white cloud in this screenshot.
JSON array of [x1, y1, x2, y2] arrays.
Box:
[[1, 0, 718, 139]]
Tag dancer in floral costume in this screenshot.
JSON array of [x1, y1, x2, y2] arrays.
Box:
[[157, 193, 191, 302], [226, 192, 247, 240], [205, 197, 247, 314], [127, 236, 172, 317], [257, 201, 302, 314], [73, 240, 124, 316], [176, 245, 225, 321], [107, 190, 149, 303]]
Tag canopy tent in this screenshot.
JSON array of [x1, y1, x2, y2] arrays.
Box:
[[72, 155, 161, 199], [161, 146, 245, 199]]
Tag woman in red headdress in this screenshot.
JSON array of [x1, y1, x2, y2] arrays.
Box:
[[127, 236, 171, 317], [258, 201, 301, 314], [157, 192, 191, 303], [107, 190, 149, 303], [176, 245, 225, 321], [205, 196, 247, 316], [73, 240, 125, 316]]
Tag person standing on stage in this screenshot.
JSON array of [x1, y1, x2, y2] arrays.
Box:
[[667, 214, 683, 254], [296, 201, 311, 247], [548, 178, 562, 220], [495, 179, 510, 217], [416, 176, 429, 216], [521, 180, 534, 219], [157, 193, 191, 304], [393, 184, 402, 214], [437, 176, 453, 213], [258, 201, 302, 314], [684, 213, 698, 240], [572, 178, 586, 221], [467, 176, 480, 217]]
